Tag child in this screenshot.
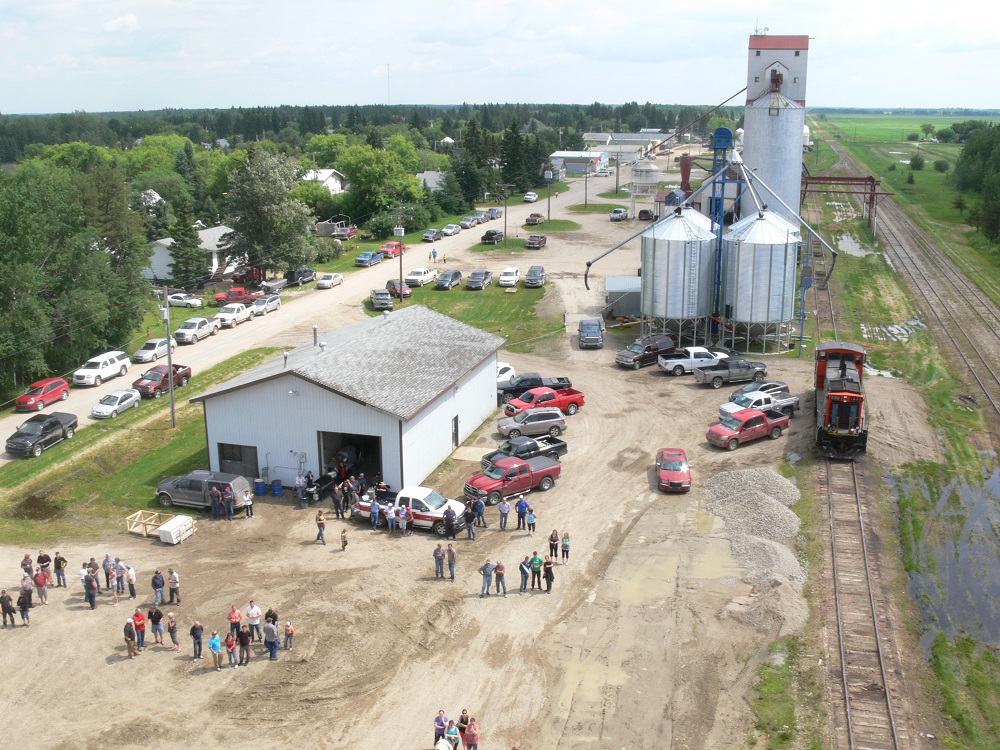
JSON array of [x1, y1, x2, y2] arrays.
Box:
[[341, 528, 348, 551], [284, 621, 295, 650]]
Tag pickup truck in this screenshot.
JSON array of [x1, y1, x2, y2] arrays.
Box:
[[333, 224, 358, 240], [174, 316, 221, 343], [232, 266, 265, 284], [481, 435, 568, 470], [132, 363, 192, 398], [616, 335, 675, 370], [657, 347, 729, 376], [706, 408, 790, 451], [354, 486, 466, 536], [260, 277, 289, 294], [355, 250, 384, 267], [693, 358, 768, 389], [379, 242, 407, 258], [6, 412, 77, 458], [481, 230, 504, 244], [718, 390, 800, 420], [525, 234, 547, 249], [214, 303, 254, 328], [503, 386, 585, 417], [464, 456, 562, 505], [610, 208, 629, 221], [497, 372, 572, 404], [213, 287, 264, 306], [525, 213, 545, 226]]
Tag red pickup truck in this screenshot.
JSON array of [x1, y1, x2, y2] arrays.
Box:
[[463, 456, 561, 505], [503, 387, 585, 417], [213, 287, 264, 306], [379, 241, 407, 258], [706, 407, 789, 451], [132, 364, 192, 398]]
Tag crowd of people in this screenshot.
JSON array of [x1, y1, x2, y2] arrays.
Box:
[[433, 708, 483, 750]]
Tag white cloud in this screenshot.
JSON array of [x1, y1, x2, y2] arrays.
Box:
[[103, 13, 138, 33]]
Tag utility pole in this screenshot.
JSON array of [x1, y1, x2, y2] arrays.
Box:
[[498, 182, 515, 244], [395, 204, 405, 306], [544, 161, 553, 222], [161, 288, 177, 428]]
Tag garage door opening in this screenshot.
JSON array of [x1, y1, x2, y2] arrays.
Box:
[[318, 431, 382, 483]]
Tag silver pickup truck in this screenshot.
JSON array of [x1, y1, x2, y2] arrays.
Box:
[[719, 389, 800, 420]]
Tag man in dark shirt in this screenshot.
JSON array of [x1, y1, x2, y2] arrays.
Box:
[[209, 486, 222, 520], [0, 590, 16, 627], [148, 606, 165, 645], [124, 619, 139, 658], [53, 552, 68, 587], [83, 571, 98, 609], [222, 486, 235, 521], [36, 550, 52, 573], [190, 621, 204, 660], [237, 625, 252, 666], [443, 507, 457, 540]]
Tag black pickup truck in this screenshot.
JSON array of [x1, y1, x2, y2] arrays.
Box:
[[6, 412, 78, 458], [497, 372, 572, 404], [481, 435, 568, 470], [693, 358, 768, 389]]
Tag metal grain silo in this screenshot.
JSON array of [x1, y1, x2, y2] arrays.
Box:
[[720, 209, 800, 349], [740, 90, 805, 226], [640, 206, 716, 343]]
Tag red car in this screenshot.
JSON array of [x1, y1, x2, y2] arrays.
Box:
[[655, 448, 691, 492], [385, 279, 412, 298], [16, 377, 70, 411], [379, 241, 407, 258]]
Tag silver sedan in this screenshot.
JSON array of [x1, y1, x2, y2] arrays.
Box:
[[91, 389, 141, 419]]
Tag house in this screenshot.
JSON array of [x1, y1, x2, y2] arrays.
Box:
[[190, 305, 505, 490], [416, 170, 445, 191], [144, 224, 234, 283], [549, 151, 607, 175], [302, 168, 347, 194]]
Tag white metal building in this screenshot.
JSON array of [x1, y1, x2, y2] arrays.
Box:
[[190, 306, 505, 490]]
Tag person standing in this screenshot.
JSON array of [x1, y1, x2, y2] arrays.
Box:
[[397, 505, 408, 536], [20, 572, 34, 609], [227, 604, 242, 636], [132, 607, 147, 649], [190, 620, 204, 660], [83, 567, 98, 609], [53, 552, 68, 587], [263, 619, 279, 660], [124, 619, 139, 658], [115, 558, 126, 595], [222, 485, 235, 521], [1, 590, 17, 627], [295, 471, 306, 501], [32, 567, 51, 605], [457, 710, 471, 748], [208, 631, 223, 670], [529, 552, 543, 590], [474, 497, 487, 528], [79, 562, 89, 593], [543, 555, 555, 593], [243, 488, 254, 518], [434, 710, 449, 746], [167, 613, 180, 651], [151, 570, 165, 606], [385, 504, 396, 534], [16, 591, 30, 626], [370, 497, 381, 531], [548, 529, 560, 559], [478, 559, 494, 598], [126, 565, 137, 599], [283, 621, 295, 650], [88, 557, 102, 593], [433, 544, 446, 579], [20, 552, 33, 577], [341, 528, 348, 551], [561, 531, 571, 564], [443, 506, 457, 540], [432, 248, 438, 263], [148, 605, 165, 644], [225, 630, 238, 668], [494, 560, 507, 597], [515, 495, 529, 530], [36, 550, 51, 576], [167, 568, 180, 604], [316, 509, 327, 545], [526, 507, 537, 536], [237, 624, 252, 665], [209, 485, 222, 520], [519, 556, 531, 594], [246, 600, 263, 642], [466, 717, 481, 750], [445, 720, 460, 749], [102, 554, 115, 591], [107, 567, 120, 606], [464, 503, 477, 540], [498, 498, 511, 530], [332, 485, 344, 519], [447, 544, 457, 582]]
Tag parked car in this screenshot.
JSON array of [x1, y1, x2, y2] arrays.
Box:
[[422, 228, 444, 242], [638, 209, 655, 221], [156, 470, 250, 509], [610, 208, 629, 221], [175, 317, 220, 344], [577, 318, 605, 349], [693, 358, 768, 389], [91, 389, 141, 419], [370, 289, 394, 311], [464, 456, 561, 505], [486, 208, 503, 220], [497, 406, 567, 439], [435, 270, 462, 290], [706, 408, 790, 451], [332, 224, 358, 240], [355, 486, 468, 535], [593, 169, 612, 177], [481, 230, 504, 244], [503, 386, 585, 417], [15, 377, 70, 412], [284, 267, 316, 286], [719, 390, 800, 421], [133, 338, 176, 364], [214, 303, 254, 328], [231, 266, 264, 284], [260, 277, 288, 294], [251, 294, 282, 316], [73, 351, 131, 386], [5, 412, 77, 458], [496, 362, 516, 383], [498, 267, 520, 287], [657, 346, 729, 376], [316, 273, 344, 289], [386, 279, 412, 298], [132, 363, 192, 398], [442, 224, 462, 236], [467, 270, 493, 290], [525, 213, 545, 226], [459, 216, 479, 229], [524, 265, 546, 287], [380, 241, 407, 258], [405, 268, 438, 287], [355, 251, 384, 267], [167, 293, 203, 308], [729, 380, 790, 403], [497, 373, 572, 404], [615, 335, 675, 370], [481, 435, 568, 469], [213, 287, 263, 306], [655, 448, 692, 492], [523, 192, 539, 203], [473, 211, 490, 224], [525, 234, 547, 248]]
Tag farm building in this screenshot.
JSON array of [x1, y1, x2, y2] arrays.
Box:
[[190, 306, 504, 491]]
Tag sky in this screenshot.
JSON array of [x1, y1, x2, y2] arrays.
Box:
[[0, 0, 997, 115]]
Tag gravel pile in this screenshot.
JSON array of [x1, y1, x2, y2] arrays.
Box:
[[702, 468, 800, 507], [705, 489, 801, 541], [729, 534, 804, 584]]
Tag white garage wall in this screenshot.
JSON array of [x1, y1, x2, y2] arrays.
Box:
[[400, 356, 498, 487], [202, 374, 401, 488]]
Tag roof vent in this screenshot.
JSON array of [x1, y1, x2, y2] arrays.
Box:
[[382, 311, 390, 319], [319, 342, 327, 352], [283, 352, 289, 368]]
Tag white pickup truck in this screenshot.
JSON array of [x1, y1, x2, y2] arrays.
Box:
[[657, 346, 729, 376], [718, 389, 800, 420], [214, 303, 254, 328], [354, 486, 467, 536]]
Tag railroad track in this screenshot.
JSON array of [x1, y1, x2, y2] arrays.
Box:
[[822, 459, 907, 750]]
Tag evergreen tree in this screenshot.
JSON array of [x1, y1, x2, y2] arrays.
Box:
[[168, 199, 206, 285]]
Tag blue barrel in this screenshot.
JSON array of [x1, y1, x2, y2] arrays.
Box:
[[271, 479, 283, 496], [254, 479, 267, 497]]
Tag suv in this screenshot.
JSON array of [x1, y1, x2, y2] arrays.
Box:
[[524, 266, 546, 287], [16, 377, 70, 411], [497, 407, 567, 439], [284, 267, 316, 286], [498, 267, 520, 287], [578, 318, 605, 349], [435, 270, 462, 290], [459, 216, 479, 229], [523, 192, 539, 203], [467, 270, 493, 290], [370, 289, 394, 311], [616, 335, 675, 370], [638, 209, 654, 221], [156, 470, 250, 510], [486, 208, 503, 220], [73, 351, 131, 386]]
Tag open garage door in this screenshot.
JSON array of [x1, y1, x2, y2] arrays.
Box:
[[318, 431, 383, 483]]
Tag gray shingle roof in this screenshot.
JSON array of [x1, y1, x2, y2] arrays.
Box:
[[191, 305, 505, 421]]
